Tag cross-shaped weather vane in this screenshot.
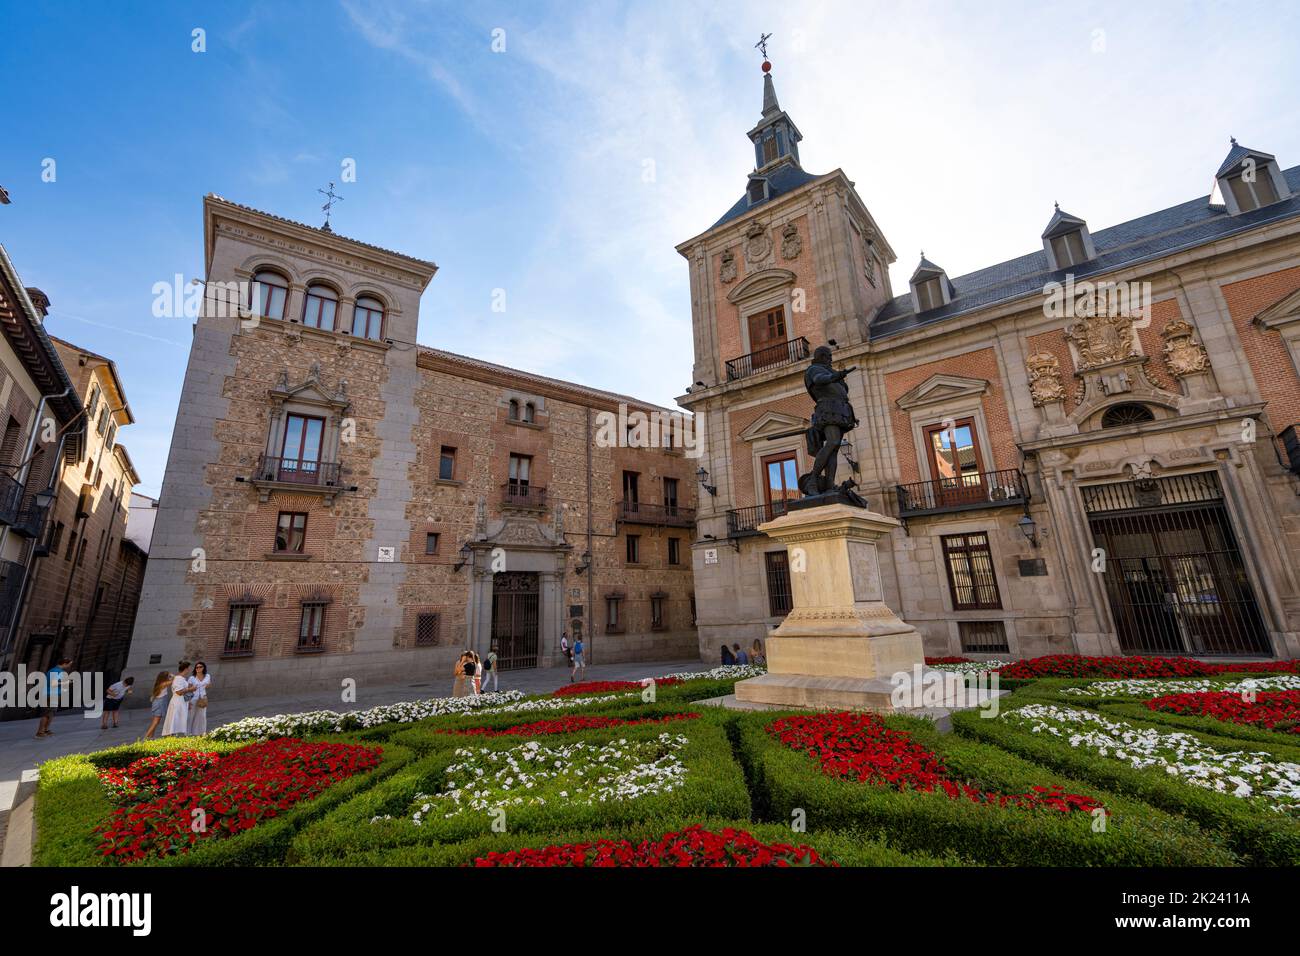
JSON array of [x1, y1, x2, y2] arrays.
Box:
[[318, 181, 343, 232], [755, 32, 773, 61]]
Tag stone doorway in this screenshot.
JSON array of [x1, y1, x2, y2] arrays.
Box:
[[491, 571, 540, 670]]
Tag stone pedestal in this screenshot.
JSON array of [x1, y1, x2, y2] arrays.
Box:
[[733, 503, 927, 711]]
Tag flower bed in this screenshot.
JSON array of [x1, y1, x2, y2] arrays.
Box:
[[769, 712, 1102, 815], [555, 678, 683, 697], [470, 824, 832, 867], [926, 659, 1015, 674], [999, 655, 1299, 680], [1146, 690, 1300, 735], [96, 739, 383, 863], [442, 713, 700, 737], [1061, 675, 1300, 700], [98, 750, 221, 804]]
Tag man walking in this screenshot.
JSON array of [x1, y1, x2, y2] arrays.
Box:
[[36, 657, 74, 738], [570, 636, 586, 682]]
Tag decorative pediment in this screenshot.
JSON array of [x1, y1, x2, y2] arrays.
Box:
[[1255, 287, 1300, 330], [725, 267, 796, 305], [475, 513, 569, 551], [895, 374, 989, 411], [269, 362, 350, 412], [738, 410, 807, 443]]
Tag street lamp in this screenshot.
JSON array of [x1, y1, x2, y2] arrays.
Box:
[[1018, 512, 1039, 548], [453, 542, 473, 571], [695, 467, 717, 497]]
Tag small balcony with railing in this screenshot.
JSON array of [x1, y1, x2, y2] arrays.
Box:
[[895, 468, 1029, 519], [501, 482, 547, 510], [249, 454, 343, 501], [0, 470, 53, 539], [617, 500, 696, 528], [0, 557, 25, 630], [725, 500, 791, 537], [0, 471, 23, 527], [724, 337, 810, 382]]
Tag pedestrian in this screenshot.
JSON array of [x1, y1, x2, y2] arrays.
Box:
[[452, 652, 473, 697], [482, 644, 499, 693], [472, 651, 483, 695], [162, 661, 194, 736], [733, 642, 750, 665], [100, 676, 134, 730], [570, 635, 586, 682], [143, 671, 173, 739], [720, 644, 736, 665], [187, 662, 211, 735], [35, 657, 73, 738], [751, 638, 766, 666], [560, 632, 571, 668]]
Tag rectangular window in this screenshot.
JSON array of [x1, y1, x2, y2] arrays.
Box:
[[762, 135, 778, 164], [605, 594, 624, 633], [65, 530, 77, 561], [626, 534, 640, 564], [76, 539, 87, 567], [1051, 230, 1088, 267], [651, 593, 666, 630], [224, 605, 258, 656], [49, 521, 65, 554], [667, 537, 681, 566], [663, 477, 679, 515], [438, 446, 456, 481], [925, 418, 985, 485], [917, 276, 944, 312], [941, 532, 1003, 610], [508, 453, 531, 488], [275, 512, 307, 553], [298, 603, 326, 652], [425, 532, 440, 555], [747, 306, 787, 362], [959, 621, 1010, 654], [280, 413, 325, 479], [762, 451, 799, 519], [765, 551, 793, 617], [415, 612, 441, 647], [622, 470, 639, 505]]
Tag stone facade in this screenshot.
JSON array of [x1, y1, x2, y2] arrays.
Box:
[[129, 196, 698, 699], [680, 69, 1300, 664]]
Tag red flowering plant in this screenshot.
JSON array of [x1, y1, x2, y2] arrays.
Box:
[[553, 678, 682, 697], [925, 656, 974, 665], [769, 712, 1102, 814], [471, 825, 833, 867], [97, 751, 221, 804], [999, 654, 1300, 680], [443, 713, 700, 737], [96, 739, 381, 863], [1146, 689, 1300, 734]]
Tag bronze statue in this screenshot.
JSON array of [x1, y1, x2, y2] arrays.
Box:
[[798, 345, 861, 499]]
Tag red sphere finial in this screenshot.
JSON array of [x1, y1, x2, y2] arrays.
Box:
[[761, 60, 771, 73]]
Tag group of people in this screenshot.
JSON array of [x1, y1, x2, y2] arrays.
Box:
[[559, 632, 586, 682], [721, 639, 765, 666], [142, 661, 212, 738], [453, 646, 499, 696]]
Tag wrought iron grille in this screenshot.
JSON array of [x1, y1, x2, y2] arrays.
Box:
[[492, 571, 540, 670]]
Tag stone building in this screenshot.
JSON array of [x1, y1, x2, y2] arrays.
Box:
[[128, 196, 698, 698], [11, 337, 144, 680], [679, 65, 1300, 663]]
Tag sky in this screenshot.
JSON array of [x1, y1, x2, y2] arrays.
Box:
[[2, 0, 1298, 497]]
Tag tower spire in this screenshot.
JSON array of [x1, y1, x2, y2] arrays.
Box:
[[746, 34, 802, 171]]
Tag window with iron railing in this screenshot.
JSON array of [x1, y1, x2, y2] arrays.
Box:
[[942, 532, 1002, 610], [765, 551, 793, 616]]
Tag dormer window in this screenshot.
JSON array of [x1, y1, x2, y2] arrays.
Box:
[[1215, 140, 1291, 215], [909, 255, 952, 314], [1050, 231, 1088, 268], [915, 277, 944, 312], [1041, 205, 1095, 271], [748, 178, 769, 205]]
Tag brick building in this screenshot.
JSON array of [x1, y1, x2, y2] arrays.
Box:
[[129, 196, 698, 698], [680, 65, 1300, 663]]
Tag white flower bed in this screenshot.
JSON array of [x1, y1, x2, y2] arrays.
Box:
[[1061, 675, 1300, 699], [475, 692, 638, 716], [1002, 703, 1300, 813], [658, 664, 766, 681], [375, 733, 689, 823], [927, 660, 1015, 675]]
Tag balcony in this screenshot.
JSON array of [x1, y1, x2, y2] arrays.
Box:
[[250, 454, 343, 502], [0, 471, 22, 526], [0, 558, 24, 630], [725, 337, 810, 382], [618, 500, 696, 527], [726, 500, 790, 537], [501, 482, 547, 510], [896, 469, 1029, 518]]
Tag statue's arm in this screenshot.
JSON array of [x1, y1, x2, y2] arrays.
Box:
[[808, 365, 857, 385]]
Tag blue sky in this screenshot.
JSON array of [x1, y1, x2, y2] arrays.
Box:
[[2, 0, 1298, 497]]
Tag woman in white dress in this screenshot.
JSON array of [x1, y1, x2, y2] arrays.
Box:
[[162, 661, 194, 736], [187, 661, 211, 735]]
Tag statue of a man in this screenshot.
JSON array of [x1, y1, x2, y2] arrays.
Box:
[[798, 346, 859, 497]]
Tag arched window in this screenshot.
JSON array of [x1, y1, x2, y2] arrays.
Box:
[[301, 283, 338, 331], [523, 402, 535, 423], [352, 295, 384, 340], [251, 270, 289, 321], [1101, 403, 1155, 428], [508, 399, 520, 421]]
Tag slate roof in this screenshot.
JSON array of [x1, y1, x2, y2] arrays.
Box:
[[869, 165, 1300, 341], [711, 163, 823, 229]]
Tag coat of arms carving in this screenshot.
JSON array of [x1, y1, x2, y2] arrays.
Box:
[[780, 223, 802, 260], [744, 221, 773, 268], [1024, 351, 1066, 406], [1064, 313, 1136, 370], [719, 250, 737, 284], [1161, 318, 1210, 378]]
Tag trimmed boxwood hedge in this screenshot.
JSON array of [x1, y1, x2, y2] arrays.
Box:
[[288, 714, 750, 864], [952, 703, 1300, 865], [1101, 701, 1300, 749], [33, 736, 412, 867], [733, 709, 1237, 866]]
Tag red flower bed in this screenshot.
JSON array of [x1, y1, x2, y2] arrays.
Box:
[[553, 678, 682, 697], [925, 656, 974, 665], [769, 712, 1102, 814], [471, 825, 833, 867], [98, 750, 221, 804], [998, 654, 1300, 680], [1146, 689, 1300, 734], [96, 739, 381, 862], [444, 713, 700, 737]]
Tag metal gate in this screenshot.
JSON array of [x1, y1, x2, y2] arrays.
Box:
[[491, 571, 540, 670], [1082, 472, 1270, 656]]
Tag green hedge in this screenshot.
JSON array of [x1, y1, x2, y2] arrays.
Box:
[[734, 709, 1236, 866], [953, 703, 1300, 865], [289, 714, 750, 864], [33, 736, 412, 868], [1101, 701, 1300, 750], [304, 819, 954, 867]]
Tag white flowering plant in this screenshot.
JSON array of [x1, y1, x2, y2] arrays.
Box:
[[1060, 675, 1300, 700]]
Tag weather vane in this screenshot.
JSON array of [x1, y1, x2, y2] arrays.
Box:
[[755, 32, 773, 62], [318, 181, 343, 232]]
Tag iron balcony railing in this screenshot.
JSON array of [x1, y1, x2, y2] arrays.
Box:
[[501, 482, 547, 509], [726, 500, 791, 537], [254, 454, 341, 488], [896, 469, 1029, 518], [11, 495, 52, 538], [618, 500, 696, 527], [0, 471, 23, 527], [725, 337, 810, 382], [0, 558, 24, 630]]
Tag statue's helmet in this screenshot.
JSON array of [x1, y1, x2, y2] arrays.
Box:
[[813, 345, 833, 362]]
